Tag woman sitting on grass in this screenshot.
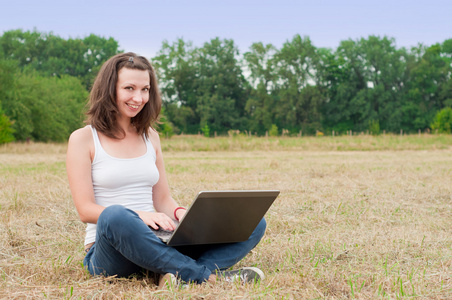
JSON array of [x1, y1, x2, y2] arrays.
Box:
[[66, 52, 266, 287]]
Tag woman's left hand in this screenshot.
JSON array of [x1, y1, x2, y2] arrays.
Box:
[[137, 211, 176, 231], [175, 208, 187, 222]]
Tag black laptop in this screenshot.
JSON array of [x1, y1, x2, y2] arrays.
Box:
[[151, 190, 280, 246]]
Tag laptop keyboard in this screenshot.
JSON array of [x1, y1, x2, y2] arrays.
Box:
[[150, 227, 173, 238]]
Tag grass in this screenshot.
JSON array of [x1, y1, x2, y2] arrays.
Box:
[[0, 135, 451, 299], [160, 133, 452, 152]]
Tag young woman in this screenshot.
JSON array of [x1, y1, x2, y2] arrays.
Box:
[[66, 52, 266, 287]]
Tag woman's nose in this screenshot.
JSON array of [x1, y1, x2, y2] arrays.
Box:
[[132, 91, 143, 102]]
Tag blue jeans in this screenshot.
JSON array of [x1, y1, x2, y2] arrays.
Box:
[[83, 205, 267, 283]]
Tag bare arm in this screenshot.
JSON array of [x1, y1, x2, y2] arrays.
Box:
[[66, 126, 105, 224], [147, 129, 186, 223]]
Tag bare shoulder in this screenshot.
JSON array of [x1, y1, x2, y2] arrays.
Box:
[[68, 126, 92, 146], [67, 126, 94, 160]]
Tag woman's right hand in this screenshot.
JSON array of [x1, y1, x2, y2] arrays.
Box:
[[137, 211, 176, 231]]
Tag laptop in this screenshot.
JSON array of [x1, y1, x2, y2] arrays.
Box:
[[150, 190, 280, 246]]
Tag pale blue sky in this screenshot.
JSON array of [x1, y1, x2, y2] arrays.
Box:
[[1, 0, 451, 58]]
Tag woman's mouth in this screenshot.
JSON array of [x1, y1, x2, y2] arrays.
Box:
[[126, 103, 139, 109]]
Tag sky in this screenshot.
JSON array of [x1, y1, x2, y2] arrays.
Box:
[[1, 0, 451, 58]]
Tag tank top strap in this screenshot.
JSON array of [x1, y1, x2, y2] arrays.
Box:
[[144, 132, 157, 160], [89, 125, 104, 162]]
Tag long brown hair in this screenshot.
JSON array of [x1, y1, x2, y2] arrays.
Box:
[[86, 52, 161, 139]]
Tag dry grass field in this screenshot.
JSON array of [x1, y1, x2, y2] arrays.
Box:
[[0, 135, 451, 299]]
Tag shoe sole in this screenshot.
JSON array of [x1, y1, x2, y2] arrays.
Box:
[[241, 267, 265, 281]]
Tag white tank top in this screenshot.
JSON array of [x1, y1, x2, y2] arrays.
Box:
[[84, 126, 160, 245]]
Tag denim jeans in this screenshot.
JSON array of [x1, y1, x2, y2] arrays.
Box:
[[83, 205, 267, 283]]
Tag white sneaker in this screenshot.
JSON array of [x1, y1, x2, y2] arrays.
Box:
[[158, 273, 177, 289], [219, 267, 265, 283]]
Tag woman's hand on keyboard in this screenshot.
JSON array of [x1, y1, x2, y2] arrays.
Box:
[[137, 211, 176, 231]]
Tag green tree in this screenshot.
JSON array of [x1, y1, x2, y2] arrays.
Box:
[[431, 107, 452, 133], [439, 39, 452, 108], [0, 29, 120, 89], [358, 36, 408, 132], [244, 42, 277, 89], [244, 42, 278, 134], [4, 71, 87, 141], [318, 36, 409, 133], [269, 124, 279, 136], [157, 108, 175, 138], [195, 38, 250, 134], [244, 83, 276, 135], [0, 58, 19, 108], [272, 34, 323, 134], [401, 43, 449, 131], [0, 58, 33, 139], [316, 45, 359, 133], [152, 39, 198, 133], [0, 104, 14, 144]]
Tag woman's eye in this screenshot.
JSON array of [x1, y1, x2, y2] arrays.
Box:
[[126, 87, 133, 90], [143, 88, 149, 92]]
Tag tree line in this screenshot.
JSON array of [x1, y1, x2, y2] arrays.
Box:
[[0, 29, 451, 143]]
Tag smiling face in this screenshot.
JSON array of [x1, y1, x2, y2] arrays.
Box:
[[115, 67, 151, 122]]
